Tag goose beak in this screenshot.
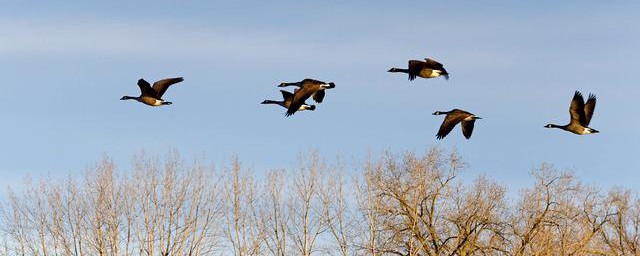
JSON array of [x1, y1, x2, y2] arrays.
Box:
[[475, 117, 482, 119]]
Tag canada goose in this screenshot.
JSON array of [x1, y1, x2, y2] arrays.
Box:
[[120, 77, 183, 106], [388, 58, 449, 81], [261, 90, 316, 111], [278, 78, 333, 103], [433, 109, 481, 139], [545, 91, 599, 135], [280, 79, 336, 116]]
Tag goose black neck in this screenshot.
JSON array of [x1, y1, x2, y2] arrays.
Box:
[[261, 100, 280, 104], [388, 68, 409, 73], [546, 124, 567, 129], [279, 82, 298, 87], [434, 110, 451, 115]]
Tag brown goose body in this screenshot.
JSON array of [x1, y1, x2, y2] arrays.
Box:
[[278, 78, 331, 103], [545, 91, 599, 135], [120, 77, 183, 107], [388, 58, 449, 81], [261, 90, 316, 111], [433, 109, 481, 139], [279, 79, 335, 116]]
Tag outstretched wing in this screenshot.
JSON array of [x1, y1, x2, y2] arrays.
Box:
[[152, 77, 184, 98], [302, 78, 325, 85], [137, 79, 157, 98], [286, 85, 316, 116], [280, 90, 294, 101], [424, 58, 445, 70], [407, 60, 426, 81], [583, 93, 597, 126], [436, 113, 466, 140], [569, 91, 587, 126], [426, 58, 449, 79], [460, 120, 476, 139], [312, 89, 325, 103]]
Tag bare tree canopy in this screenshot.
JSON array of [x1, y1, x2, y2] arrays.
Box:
[[1, 149, 638, 256]]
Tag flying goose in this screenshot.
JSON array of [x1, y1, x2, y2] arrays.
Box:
[[545, 91, 599, 135], [261, 90, 316, 111], [388, 58, 449, 81], [280, 79, 336, 116], [433, 109, 481, 139], [120, 77, 183, 106], [278, 78, 333, 104]]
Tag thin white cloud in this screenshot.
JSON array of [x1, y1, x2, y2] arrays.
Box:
[[0, 20, 283, 58], [0, 19, 400, 67]]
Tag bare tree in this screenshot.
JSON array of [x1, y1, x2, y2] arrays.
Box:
[[130, 152, 225, 256], [507, 164, 617, 256], [356, 149, 509, 255], [1, 149, 639, 256], [223, 157, 265, 256], [262, 170, 288, 256], [1, 152, 225, 256], [286, 152, 328, 256], [1, 188, 31, 255], [445, 176, 508, 255], [599, 188, 640, 255], [319, 168, 354, 256]]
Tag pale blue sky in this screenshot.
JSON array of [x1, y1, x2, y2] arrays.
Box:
[[1, 1, 639, 194]]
